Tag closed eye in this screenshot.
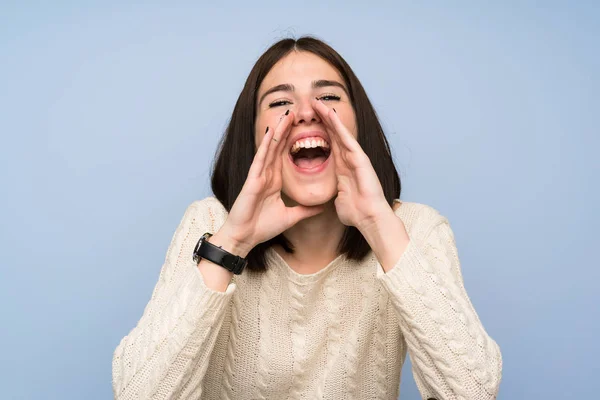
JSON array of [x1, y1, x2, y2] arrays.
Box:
[[269, 94, 340, 108], [268, 99, 292, 108], [317, 94, 341, 101]]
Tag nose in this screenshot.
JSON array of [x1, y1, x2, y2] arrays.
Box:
[[294, 97, 321, 125]]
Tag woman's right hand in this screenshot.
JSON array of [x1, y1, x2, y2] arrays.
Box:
[[215, 110, 325, 256]]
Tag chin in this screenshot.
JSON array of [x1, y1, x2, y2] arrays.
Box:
[[281, 183, 337, 207]]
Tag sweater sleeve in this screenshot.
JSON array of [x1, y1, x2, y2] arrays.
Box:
[[112, 199, 236, 400], [376, 212, 502, 400]]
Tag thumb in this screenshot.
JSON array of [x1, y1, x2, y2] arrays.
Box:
[[286, 205, 325, 226]]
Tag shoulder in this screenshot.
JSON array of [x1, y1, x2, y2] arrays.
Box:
[[188, 196, 227, 213], [391, 199, 449, 239], [182, 196, 229, 233]]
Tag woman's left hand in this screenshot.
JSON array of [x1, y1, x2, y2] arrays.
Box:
[[312, 99, 393, 232]]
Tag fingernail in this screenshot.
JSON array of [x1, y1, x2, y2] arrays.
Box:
[[333, 108, 337, 113], [265, 126, 269, 134], [285, 109, 290, 116]]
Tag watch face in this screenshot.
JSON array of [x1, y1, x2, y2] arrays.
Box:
[[201, 232, 213, 241], [192, 233, 211, 264], [193, 245, 201, 264]]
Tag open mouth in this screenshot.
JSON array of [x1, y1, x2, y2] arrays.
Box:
[[289, 137, 331, 169]]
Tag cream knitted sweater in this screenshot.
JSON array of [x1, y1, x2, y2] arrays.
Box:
[[112, 197, 502, 400]]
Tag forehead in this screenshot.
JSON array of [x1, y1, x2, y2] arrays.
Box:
[[260, 51, 343, 89]]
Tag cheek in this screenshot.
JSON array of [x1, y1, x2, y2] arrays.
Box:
[[345, 119, 358, 139], [254, 112, 277, 150], [340, 110, 358, 139], [254, 133, 261, 151], [254, 123, 268, 151], [255, 122, 275, 149]]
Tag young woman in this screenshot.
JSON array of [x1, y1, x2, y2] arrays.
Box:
[[112, 36, 502, 400]]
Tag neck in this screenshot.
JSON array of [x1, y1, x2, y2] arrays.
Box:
[[275, 200, 346, 272]]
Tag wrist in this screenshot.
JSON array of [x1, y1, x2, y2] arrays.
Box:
[[357, 202, 396, 236], [360, 211, 410, 273], [210, 230, 253, 258]]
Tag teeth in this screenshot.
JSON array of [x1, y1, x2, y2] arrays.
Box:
[[290, 137, 330, 154]]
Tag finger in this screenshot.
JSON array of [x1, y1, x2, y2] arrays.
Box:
[[248, 125, 276, 178], [265, 110, 294, 168], [272, 113, 295, 185], [311, 99, 351, 156], [329, 127, 344, 165], [279, 111, 296, 160], [310, 98, 345, 161], [312, 98, 360, 153], [314, 117, 345, 169], [276, 110, 295, 154], [311, 98, 336, 131], [326, 108, 362, 153], [286, 204, 325, 226]]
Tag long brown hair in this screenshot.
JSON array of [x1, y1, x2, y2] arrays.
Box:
[[211, 36, 401, 271]]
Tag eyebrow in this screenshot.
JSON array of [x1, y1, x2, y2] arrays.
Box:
[[258, 79, 349, 105]]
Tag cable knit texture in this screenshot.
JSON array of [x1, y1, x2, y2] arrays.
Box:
[[112, 197, 502, 399]]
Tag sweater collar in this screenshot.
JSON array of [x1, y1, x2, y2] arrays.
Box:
[[266, 247, 347, 285]]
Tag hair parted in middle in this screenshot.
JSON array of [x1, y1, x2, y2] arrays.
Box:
[[211, 35, 401, 272]]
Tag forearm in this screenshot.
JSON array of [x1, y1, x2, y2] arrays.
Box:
[[112, 200, 237, 399], [376, 219, 502, 398], [113, 269, 233, 399], [359, 206, 410, 272]]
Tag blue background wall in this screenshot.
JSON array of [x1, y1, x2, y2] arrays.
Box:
[[1, 1, 598, 398]]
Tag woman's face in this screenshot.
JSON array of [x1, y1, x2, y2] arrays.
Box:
[[255, 51, 357, 207]]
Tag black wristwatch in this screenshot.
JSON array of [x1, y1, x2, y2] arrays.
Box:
[[192, 232, 247, 275]]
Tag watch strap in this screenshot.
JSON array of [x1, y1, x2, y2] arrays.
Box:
[[193, 232, 247, 275]]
